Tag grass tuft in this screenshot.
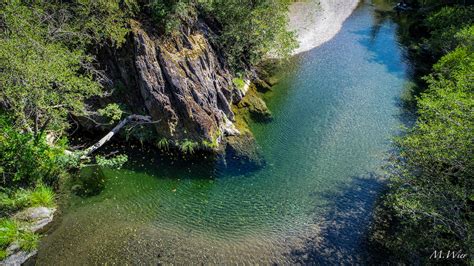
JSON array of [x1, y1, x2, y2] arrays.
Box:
[[157, 137, 170, 151], [0, 185, 55, 212], [29, 186, 55, 208], [232, 77, 246, 91], [179, 139, 198, 154]]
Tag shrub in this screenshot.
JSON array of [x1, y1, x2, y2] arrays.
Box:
[[149, 0, 193, 33], [0, 116, 67, 188], [200, 0, 297, 70], [95, 154, 128, 169], [425, 6, 474, 55]]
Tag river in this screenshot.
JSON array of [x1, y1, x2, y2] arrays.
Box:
[[36, 1, 413, 264]]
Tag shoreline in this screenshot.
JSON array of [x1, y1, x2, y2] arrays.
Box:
[[288, 0, 360, 54]]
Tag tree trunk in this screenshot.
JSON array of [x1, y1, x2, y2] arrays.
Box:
[[83, 114, 152, 156]]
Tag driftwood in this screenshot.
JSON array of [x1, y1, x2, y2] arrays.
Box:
[[82, 114, 154, 156]]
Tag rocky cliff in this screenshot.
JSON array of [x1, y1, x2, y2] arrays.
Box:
[[95, 16, 270, 165]]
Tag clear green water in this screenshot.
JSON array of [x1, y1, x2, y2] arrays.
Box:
[[37, 1, 412, 264]]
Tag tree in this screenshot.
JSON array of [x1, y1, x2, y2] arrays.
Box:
[[199, 0, 298, 70], [373, 11, 473, 260]]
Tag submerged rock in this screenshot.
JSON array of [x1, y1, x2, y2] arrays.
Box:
[[224, 133, 265, 170], [237, 85, 272, 122]]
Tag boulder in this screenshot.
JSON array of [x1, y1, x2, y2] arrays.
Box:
[[13, 207, 56, 233], [0, 250, 37, 266]]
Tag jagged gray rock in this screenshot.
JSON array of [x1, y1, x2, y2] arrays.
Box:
[[95, 17, 267, 166], [101, 18, 241, 146]]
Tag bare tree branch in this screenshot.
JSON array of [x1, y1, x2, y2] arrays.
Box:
[[82, 114, 156, 156]]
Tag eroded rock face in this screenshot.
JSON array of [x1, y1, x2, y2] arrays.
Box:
[[103, 18, 241, 145], [95, 17, 269, 167]]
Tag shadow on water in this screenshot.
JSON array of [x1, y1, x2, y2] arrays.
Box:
[[289, 173, 386, 264], [349, 6, 411, 79], [100, 141, 264, 179]]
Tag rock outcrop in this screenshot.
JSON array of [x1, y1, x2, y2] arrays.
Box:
[[91, 15, 275, 168], [100, 17, 243, 147]]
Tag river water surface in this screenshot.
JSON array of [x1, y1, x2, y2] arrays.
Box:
[[37, 1, 412, 264]]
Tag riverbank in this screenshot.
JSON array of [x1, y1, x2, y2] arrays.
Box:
[[289, 0, 360, 54]]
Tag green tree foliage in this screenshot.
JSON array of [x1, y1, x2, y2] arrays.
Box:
[[424, 5, 474, 55], [0, 116, 66, 188], [199, 0, 298, 70], [0, 1, 139, 138], [373, 6, 473, 261], [147, 0, 297, 69], [149, 0, 194, 33]]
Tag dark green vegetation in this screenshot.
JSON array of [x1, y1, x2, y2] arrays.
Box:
[[371, 5, 473, 263], [0, 0, 296, 260]]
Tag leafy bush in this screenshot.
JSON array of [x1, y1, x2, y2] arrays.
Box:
[[0, 116, 67, 187], [95, 154, 128, 169], [98, 104, 124, 122], [425, 6, 474, 55], [149, 0, 194, 33], [200, 0, 297, 70]]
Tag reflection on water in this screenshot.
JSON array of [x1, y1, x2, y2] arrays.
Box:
[[36, 1, 413, 264]]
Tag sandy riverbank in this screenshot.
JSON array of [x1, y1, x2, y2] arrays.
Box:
[[289, 0, 360, 54]]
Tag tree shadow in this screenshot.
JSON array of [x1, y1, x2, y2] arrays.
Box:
[[349, 5, 412, 79], [289, 173, 387, 264], [95, 140, 265, 181]]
